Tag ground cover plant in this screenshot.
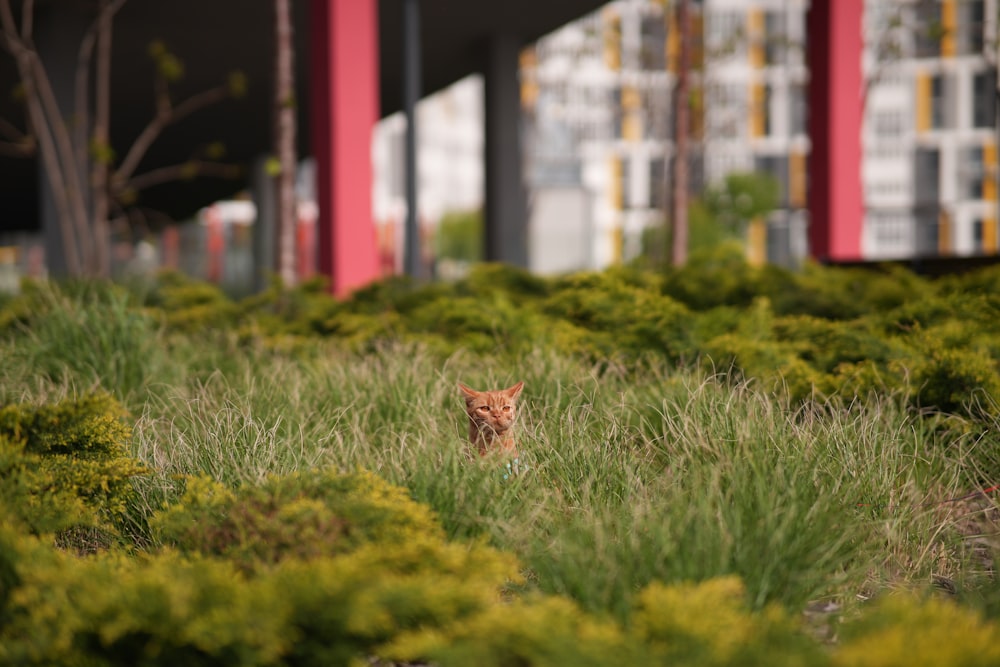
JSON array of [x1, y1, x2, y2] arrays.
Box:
[[2, 249, 1000, 665]]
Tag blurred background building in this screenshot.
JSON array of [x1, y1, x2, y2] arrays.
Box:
[[1, 0, 998, 290], [372, 0, 997, 277]]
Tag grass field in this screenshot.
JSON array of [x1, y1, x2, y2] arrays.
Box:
[[2, 266, 1000, 664]]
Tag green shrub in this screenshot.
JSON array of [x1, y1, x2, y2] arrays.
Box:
[[436, 209, 483, 262], [633, 576, 826, 666], [148, 275, 241, 333], [663, 242, 764, 310], [833, 593, 1000, 667], [775, 263, 920, 321], [405, 291, 547, 355], [388, 594, 637, 667], [0, 525, 288, 667], [907, 336, 1000, 418], [153, 469, 454, 572], [0, 471, 518, 667], [274, 536, 516, 667], [543, 271, 694, 362], [0, 393, 146, 545]]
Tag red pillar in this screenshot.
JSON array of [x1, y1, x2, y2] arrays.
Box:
[[310, 0, 380, 296], [806, 0, 864, 262]]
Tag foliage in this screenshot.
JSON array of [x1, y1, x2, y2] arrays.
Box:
[[4, 258, 1000, 663], [436, 209, 483, 262], [152, 469, 445, 572], [633, 576, 827, 666], [0, 280, 167, 402], [388, 594, 637, 667], [833, 593, 1000, 667], [0, 470, 517, 666], [0, 393, 146, 547], [702, 171, 781, 233]]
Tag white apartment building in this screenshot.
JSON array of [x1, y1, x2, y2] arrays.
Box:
[[863, 0, 998, 259], [521, 0, 997, 270], [521, 0, 814, 270], [371, 0, 998, 274]]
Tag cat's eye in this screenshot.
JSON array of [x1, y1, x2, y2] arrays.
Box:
[[502, 405, 512, 411], [478, 406, 490, 412]]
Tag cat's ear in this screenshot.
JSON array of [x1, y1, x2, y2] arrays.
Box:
[[457, 382, 480, 402], [503, 381, 524, 400]]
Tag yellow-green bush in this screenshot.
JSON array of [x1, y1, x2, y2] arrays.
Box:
[[152, 469, 447, 572], [0, 528, 286, 667], [0, 393, 145, 544], [543, 271, 694, 362], [833, 594, 1000, 667], [388, 594, 637, 667], [632, 576, 827, 667], [273, 537, 517, 666], [0, 469, 519, 666], [907, 335, 1000, 418]]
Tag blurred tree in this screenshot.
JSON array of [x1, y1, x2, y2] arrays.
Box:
[[435, 210, 483, 263], [0, 0, 246, 278], [702, 171, 780, 235], [273, 0, 297, 287], [670, 0, 691, 267]]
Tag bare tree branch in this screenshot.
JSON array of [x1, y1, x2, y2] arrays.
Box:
[[123, 159, 242, 193], [20, 0, 32, 42], [0, 0, 85, 274], [89, 0, 121, 276], [0, 140, 32, 157], [114, 83, 232, 186], [0, 115, 28, 143], [74, 0, 126, 180]]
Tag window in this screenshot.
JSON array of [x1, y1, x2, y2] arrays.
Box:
[[706, 11, 743, 58], [764, 11, 783, 66], [755, 155, 788, 204], [930, 74, 951, 129], [790, 82, 807, 136], [973, 219, 984, 252], [962, 146, 985, 200], [873, 110, 904, 137], [960, 0, 986, 55], [650, 157, 666, 210], [915, 209, 940, 255], [642, 87, 672, 142], [640, 12, 667, 70], [914, 148, 940, 205], [973, 70, 996, 129], [913, 0, 941, 58]]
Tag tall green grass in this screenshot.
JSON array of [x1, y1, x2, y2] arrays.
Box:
[[1, 280, 994, 624]]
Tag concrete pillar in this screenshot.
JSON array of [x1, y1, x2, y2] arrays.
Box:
[[402, 0, 422, 279], [484, 34, 528, 267], [251, 155, 276, 292], [309, 0, 380, 295], [806, 0, 864, 262]]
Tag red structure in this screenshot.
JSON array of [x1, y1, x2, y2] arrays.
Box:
[[806, 0, 864, 263], [309, 0, 381, 296]]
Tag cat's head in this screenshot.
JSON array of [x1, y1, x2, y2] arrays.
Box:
[[458, 381, 524, 434]]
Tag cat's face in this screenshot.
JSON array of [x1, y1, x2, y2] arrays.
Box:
[[458, 381, 524, 435]]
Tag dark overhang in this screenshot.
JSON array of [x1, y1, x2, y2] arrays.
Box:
[[0, 0, 607, 229]]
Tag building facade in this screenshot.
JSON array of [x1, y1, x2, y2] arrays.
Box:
[[519, 0, 998, 271], [863, 0, 998, 260]]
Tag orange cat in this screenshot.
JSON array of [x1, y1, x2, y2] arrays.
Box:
[[458, 381, 524, 458]]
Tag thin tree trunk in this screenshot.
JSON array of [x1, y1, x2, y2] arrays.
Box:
[[274, 0, 297, 286], [671, 0, 690, 267], [90, 0, 113, 277]]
